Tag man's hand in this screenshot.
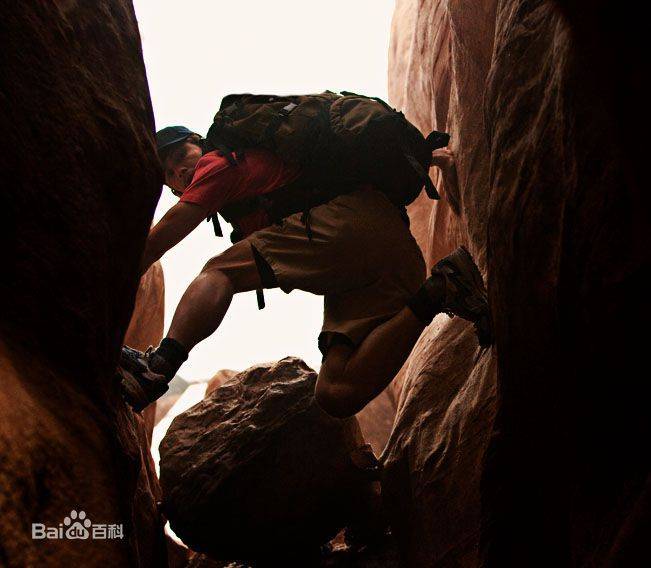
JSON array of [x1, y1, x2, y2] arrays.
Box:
[[430, 148, 459, 199], [430, 148, 455, 170], [140, 201, 209, 276]]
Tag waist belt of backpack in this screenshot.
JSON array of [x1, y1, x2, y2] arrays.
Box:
[[220, 177, 411, 241], [218, 176, 318, 313], [219, 176, 354, 236]]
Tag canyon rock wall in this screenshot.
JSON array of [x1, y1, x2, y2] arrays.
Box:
[[125, 264, 165, 355], [383, 1, 498, 566], [387, 0, 650, 566], [356, 389, 399, 455], [204, 368, 237, 397], [483, 2, 650, 565], [125, 263, 166, 439], [0, 2, 165, 566]]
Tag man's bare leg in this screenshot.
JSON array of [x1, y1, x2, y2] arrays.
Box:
[[166, 240, 262, 351], [316, 246, 491, 418], [119, 241, 264, 411], [316, 307, 426, 418], [120, 241, 488, 414]]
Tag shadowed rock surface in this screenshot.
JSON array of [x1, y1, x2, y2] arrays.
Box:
[[0, 1, 165, 565], [174, 532, 402, 568], [168, 532, 402, 568], [386, 1, 650, 566], [160, 357, 380, 564], [355, 388, 398, 455], [484, 2, 650, 565]]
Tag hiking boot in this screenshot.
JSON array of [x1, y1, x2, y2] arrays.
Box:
[[117, 346, 171, 412], [431, 246, 492, 347]]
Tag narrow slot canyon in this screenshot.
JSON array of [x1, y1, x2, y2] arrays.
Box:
[[1, 1, 649, 567]]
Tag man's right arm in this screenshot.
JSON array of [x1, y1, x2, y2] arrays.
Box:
[[139, 201, 209, 276]]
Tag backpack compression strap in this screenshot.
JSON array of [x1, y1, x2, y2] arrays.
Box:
[[197, 138, 268, 308], [200, 138, 240, 238]]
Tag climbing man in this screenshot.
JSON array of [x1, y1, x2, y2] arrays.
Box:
[[119, 98, 491, 419]]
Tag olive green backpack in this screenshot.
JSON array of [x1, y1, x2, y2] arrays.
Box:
[[204, 90, 449, 238]]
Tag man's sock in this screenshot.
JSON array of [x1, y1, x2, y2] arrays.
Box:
[[149, 337, 188, 381], [407, 273, 446, 325]]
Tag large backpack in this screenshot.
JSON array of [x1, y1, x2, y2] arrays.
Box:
[[204, 91, 449, 236]]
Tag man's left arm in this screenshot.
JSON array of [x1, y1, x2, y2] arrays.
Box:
[[140, 201, 209, 276], [431, 148, 459, 200]]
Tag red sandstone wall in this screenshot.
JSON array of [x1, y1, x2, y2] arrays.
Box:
[[125, 263, 166, 440], [383, 2, 497, 565], [125, 264, 165, 355], [484, 2, 650, 564], [0, 2, 166, 565], [204, 369, 238, 397], [386, 1, 651, 566]]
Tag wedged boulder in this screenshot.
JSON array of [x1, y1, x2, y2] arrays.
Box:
[[160, 357, 380, 563]]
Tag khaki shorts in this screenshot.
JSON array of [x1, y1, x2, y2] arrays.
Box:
[[247, 187, 426, 354]]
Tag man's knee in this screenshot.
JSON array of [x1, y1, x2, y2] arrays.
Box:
[[315, 377, 354, 419], [201, 242, 262, 293], [194, 266, 234, 296]]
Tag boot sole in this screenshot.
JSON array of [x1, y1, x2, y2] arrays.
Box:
[[435, 246, 486, 297], [119, 370, 153, 412], [117, 347, 168, 411], [435, 246, 493, 346], [119, 346, 147, 374]]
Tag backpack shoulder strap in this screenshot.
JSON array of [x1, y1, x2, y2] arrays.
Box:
[[200, 140, 239, 237]]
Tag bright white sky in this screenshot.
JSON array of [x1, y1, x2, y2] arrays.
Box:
[[133, 0, 396, 381]]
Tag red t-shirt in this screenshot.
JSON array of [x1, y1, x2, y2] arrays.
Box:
[[180, 148, 300, 237]]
